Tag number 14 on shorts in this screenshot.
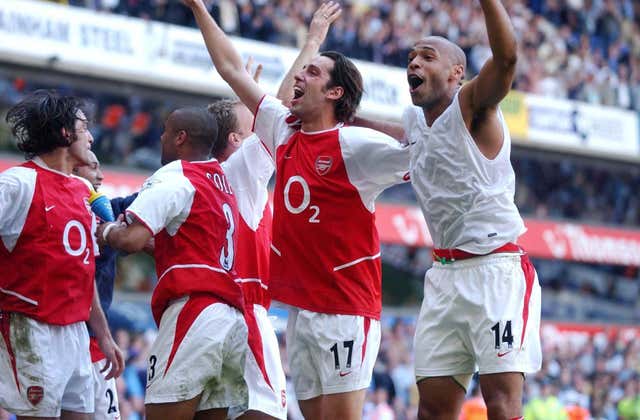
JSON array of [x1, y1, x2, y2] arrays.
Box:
[[491, 320, 514, 356]]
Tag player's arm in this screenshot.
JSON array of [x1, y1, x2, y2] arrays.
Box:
[[350, 116, 406, 144], [276, 2, 341, 106], [183, 0, 263, 113], [98, 220, 152, 254], [88, 282, 124, 380], [459, 0, 517, 113]]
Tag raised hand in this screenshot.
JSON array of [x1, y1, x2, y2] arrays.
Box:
[[245, 56, 263, 83], [308, 1, 342, 46]]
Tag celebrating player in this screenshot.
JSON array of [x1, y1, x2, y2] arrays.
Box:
[[97, 107, 247, 420], [0, 91, 122, 419], [356, 1, 542, 418], [184, 1, 410, 418]]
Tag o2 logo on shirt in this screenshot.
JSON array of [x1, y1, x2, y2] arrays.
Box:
[[283, 175, 320, 224], [62, 219, 91, 265]]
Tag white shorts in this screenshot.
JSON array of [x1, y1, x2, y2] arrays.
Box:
[[0, 313, 94, 417], [92, 359, 120, 420], [286, 307, 380, 400], [414, 252, 542, 379], [145, 296, 248, 411], [229, 304, 287, 419]]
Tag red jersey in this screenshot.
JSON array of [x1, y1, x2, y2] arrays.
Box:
[[253, 95, 410, 319], [126, 159, 243, 325], [221, 134, 274, 309], [0, 159, 96, 325]]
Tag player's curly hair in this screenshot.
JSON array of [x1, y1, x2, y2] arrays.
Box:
[[5, 90, 85, 159], [321, 51, 363, 123]]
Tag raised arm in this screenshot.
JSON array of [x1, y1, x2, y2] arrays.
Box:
[[276, 2, 341, 106], [461, 0, 517, 111], [183, 0, 264, 113]]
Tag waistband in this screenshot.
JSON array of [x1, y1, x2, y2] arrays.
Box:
[[432, 243, 522, 264]]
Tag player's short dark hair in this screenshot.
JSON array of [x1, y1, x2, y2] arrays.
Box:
[[321, 51, 363, 123], [172, 107, 219, 155], [5, 90, 85, 159], [207, 99, 240, 159]]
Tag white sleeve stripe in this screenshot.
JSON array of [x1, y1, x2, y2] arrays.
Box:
[[333, 252, 381, 272], [0, 288, 38, 306], [158, 264, 228, 282], [234, 278, 269, 290], [270, 244, 281, 256]]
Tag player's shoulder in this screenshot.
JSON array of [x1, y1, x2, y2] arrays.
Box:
[[140, 160, 186, 191], [70, 174, 94, 194], [0, 165, 36, 183]]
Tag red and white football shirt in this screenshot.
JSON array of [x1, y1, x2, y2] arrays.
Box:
[[0, 158, 96, 325], [221, 134, 275, 309], [253, 95, 410, 319], [125, 159, 243, 325]]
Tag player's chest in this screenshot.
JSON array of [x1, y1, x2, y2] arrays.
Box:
[[275, 135, 347, 186]]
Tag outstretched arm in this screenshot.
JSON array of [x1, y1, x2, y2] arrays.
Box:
[[184, 0, 264, 113], [276, 2, 341, 106], [462, 0, 517, 111], [351, 116, 406, 144]]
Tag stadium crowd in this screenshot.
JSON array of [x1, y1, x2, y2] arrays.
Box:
[[48, 0, 640, 111], [3, 316, 636, 419], [1, 74, 639, 229]]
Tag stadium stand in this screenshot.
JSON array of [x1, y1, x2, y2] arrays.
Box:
[[1, 1, 639, 419], [48, 0, 640, 111]]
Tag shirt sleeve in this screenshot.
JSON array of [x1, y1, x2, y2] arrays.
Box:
[[340, 126, 411, 212], [125, 163, 195, 236], [252, 94, 294, 156], [0, 167, 36, 251], [222, 134, 274, 230]]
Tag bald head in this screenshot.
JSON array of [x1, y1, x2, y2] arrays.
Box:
[[170, 107, 218, 155], [416, 36, 466, 73]]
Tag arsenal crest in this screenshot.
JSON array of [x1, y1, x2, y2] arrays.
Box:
[[315, 156, 333, 176], [27, 385, 44, 406]]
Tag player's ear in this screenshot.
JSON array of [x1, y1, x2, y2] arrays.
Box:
[[326, 86, 344, 101], [228, 132, 242, 147], [175, 129, 188, 146]]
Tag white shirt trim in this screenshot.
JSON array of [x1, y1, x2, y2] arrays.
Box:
[[333, 252, 381, 272], [234, 278, 269, 290], [0, 287, 38, 306]]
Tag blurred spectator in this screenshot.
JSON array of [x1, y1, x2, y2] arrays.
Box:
[[48, 0, 640, 112]]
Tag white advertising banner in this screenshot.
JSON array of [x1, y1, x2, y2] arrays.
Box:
[[0, 0, 412, 120], [526, 94, 639, 159]]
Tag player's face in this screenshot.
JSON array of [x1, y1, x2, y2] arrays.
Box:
[[160, 113, 179, 165], [407, 39, 451, 108], [68, 110, 94, 167], [75, 151, 104, 191], [290, 55, 335, 120]]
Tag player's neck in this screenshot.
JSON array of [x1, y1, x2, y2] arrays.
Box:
[[37, 149, 75, 175], [300, 113, 340, 133], [422, 93, 455, 127]]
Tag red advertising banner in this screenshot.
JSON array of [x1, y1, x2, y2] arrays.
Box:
[[2, 156, 639, 266]]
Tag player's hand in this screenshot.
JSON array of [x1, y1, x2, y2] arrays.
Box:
[[97, 335, 125, 380], [245, 56, 263, 83], [308, 1, 342, 46], [181, 0, 206, 10]]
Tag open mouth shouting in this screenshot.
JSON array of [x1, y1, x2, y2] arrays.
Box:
[[408, 74, 424, 93], [292, 85, 305, 104]]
